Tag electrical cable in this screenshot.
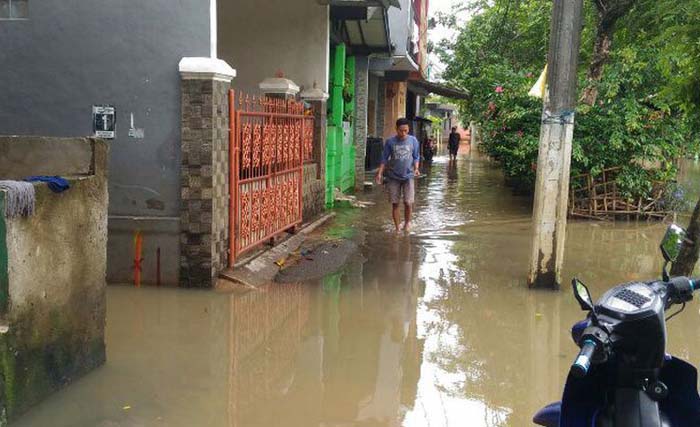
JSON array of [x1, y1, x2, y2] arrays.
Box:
[[666, 302, 686, 321]]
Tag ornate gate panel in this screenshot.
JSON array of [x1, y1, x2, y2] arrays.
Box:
[[228, 90, 314, 265]]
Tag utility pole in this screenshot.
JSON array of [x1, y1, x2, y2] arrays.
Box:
[[528, 0, 584, 289]]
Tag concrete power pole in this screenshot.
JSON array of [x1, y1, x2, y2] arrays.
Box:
[[528, 0, 584, 289]]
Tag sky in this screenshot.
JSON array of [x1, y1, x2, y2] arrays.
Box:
[[427, 0, 472, 81]]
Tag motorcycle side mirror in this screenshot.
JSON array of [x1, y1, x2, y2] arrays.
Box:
[[660, 223, 687, 263], [572, 278, 595, 312]]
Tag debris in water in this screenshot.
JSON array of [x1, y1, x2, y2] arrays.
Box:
[[333, 188, 376, 208]]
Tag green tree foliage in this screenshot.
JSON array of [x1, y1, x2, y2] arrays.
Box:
[[649, 1, 700, 276], [438, 0, 699, 197], [650, 1, 700, 122]]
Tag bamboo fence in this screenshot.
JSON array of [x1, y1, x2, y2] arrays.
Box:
[[569, 167, 670, 220]]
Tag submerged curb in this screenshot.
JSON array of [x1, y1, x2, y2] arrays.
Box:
[[217, 213, 336, 290]]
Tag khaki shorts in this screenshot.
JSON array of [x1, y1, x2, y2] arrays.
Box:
[[385, 178, 415, 205]]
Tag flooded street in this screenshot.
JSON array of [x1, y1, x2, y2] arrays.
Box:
[[14, 150, 700, 427]]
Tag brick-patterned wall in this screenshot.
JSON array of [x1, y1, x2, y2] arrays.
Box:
[[302, 163, 324, 221], [353, 57, 369, 191], [211, 81, 229, 275], [180, 78, 230, 287], [304, 98, 327, 214], [306, 99, 326, 182]]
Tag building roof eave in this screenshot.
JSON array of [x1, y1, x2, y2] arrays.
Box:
[[330, 4, 392, 55], [320, 0, 400, 9], [408, 79, 471, 101]]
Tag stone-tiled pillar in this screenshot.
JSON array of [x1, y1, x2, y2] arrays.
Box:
[[353, 56, 369, 191], [301, 85, 329, 220], [382, 81, 407, 138], [376, 79, 386, 140], [179, 57, 236, 288]]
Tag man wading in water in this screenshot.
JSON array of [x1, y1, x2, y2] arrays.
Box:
[[448, 126, 460, 161], [375, 118, 420, 232]]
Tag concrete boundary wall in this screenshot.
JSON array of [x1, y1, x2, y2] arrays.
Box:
[[0, 136, 94, 179], [0, 137, 108, 422]]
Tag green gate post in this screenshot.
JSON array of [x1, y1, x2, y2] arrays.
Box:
[[326, 44, 346, 207]]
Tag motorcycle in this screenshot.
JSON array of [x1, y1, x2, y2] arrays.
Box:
[[533, 224, 700, 426]]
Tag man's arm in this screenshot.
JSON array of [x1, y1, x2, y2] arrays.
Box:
[[375, 163, 386, 184], [376, 140, 392, 184], [413, 139, 420, 176]]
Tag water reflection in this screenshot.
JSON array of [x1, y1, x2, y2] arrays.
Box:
[[14, 247, 424, 427], [447, 159, 458, 183], [13, 152, 700, 427]]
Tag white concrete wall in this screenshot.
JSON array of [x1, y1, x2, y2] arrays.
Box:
[[388, 0, 412, 56], [217, 0, 329, 93], [0, 138, 108, 420]]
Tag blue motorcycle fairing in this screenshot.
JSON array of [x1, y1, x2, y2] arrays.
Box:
[[533, 318, 607, 427], [532, 402, 561, 427], [532, 366, 604, 426], [657, 356, 700, 426], [533, 356, 700, 426]]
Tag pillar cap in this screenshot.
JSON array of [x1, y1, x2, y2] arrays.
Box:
[[300, 86, 329, 101], [259, 75, 300, 96], [179, 57, 236, 82]]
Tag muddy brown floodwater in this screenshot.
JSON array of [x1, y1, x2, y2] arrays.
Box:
[[14, 151, 700, 427]]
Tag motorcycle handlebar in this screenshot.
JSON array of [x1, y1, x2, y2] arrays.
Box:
[[665, 277, 700, 305], [568, 278, 699, 379], [571, 340, 597, 379]]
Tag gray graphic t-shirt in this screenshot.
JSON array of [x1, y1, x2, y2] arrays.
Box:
[[381, 135, 420, 181]]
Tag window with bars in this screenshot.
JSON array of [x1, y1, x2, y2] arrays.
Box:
[[0, 0, 28, 19]]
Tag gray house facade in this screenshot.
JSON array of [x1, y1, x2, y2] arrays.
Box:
[[0, 0, 215, 284], [1, 0, 337, 286]]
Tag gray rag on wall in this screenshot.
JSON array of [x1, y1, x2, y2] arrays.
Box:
[[0, 181, 36, 218]]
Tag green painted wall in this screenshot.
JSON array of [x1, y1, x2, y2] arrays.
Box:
[[326, 44, 346, 206], [326, 126, 339, 207], [326, 44, 358, 205]]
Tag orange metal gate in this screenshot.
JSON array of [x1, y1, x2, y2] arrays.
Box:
[[228, 90, 314, 265]]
